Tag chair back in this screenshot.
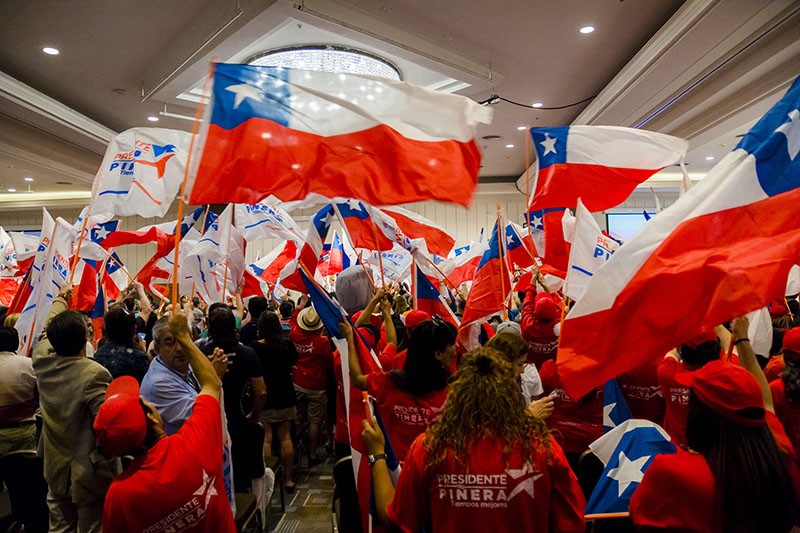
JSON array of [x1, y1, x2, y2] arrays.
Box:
[[332, 456, 363, 533]]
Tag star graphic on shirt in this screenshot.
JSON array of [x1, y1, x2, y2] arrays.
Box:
[[603, 402, 618, 429], [539, 133, 558, 156], [607, 451, 649, 497], [193, 470, 218, 508], [226, 83, 264, 109], [92, 226, 110, 242], [506, 462, 543, 500]]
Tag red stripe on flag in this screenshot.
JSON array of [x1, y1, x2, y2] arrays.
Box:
[[557, 187, 800, 399], [191, 120, 481, 206], [532, 163, 663, 212]]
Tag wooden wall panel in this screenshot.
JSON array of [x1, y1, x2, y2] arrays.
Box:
[[0, 185, 681, 277]]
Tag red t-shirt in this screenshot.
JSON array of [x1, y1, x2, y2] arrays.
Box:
[[539, 360, 603, 454], [366, 370, 447, 462], [103, 395, 236, 533], [387, 433, 585, 533], [657, 358, 700, 450], [630, 449, 716, 532], [618, 362, 666, 425], [289, 327, 333, 391], [377, 344, 407, 371], [770, 379, 800, 455]]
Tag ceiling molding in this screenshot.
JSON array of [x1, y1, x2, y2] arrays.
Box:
[[0, 71, 116, 148], [573, 0, 800, 131]]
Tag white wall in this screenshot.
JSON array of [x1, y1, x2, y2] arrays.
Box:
[[0, 183, 680, 277]]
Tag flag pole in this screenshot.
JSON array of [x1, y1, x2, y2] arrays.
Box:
[[421, 255, 457, 293], [411, 256, 417, 310], [584, 512, 630, 521], [171, 62, 215, 311], [496, 204, 508, 321], [369, 223, 386, 289], [357, 251, 376, 289], [524, 125, 533, 243], [69, 211, 92, 285]]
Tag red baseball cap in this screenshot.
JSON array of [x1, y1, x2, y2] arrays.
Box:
[[782, 327, 800, 363], [404, 310, 431, 331], [93, 376, 147, 456], [676, 359, 765, 428]]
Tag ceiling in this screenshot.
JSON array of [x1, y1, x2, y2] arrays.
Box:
[[0, 0, 798, 208]]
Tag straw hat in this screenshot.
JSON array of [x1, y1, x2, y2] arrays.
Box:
[[298, 307, 323, 332]]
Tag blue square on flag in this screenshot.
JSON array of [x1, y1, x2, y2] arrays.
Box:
[[530, 126, 569, 167], [210, 64, 292, 130], [585, 422, 676, 515]]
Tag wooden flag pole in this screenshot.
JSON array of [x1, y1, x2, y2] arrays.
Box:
[[171, 62, 215, 311], [357, 251, 376, 289], [421, 255, 458, 293], [411, 256, 417, 310], [524, 124, 533, 241], [69, 211, 92, 285], [584, 512, 630, 521], [496, 204, 508, 321]]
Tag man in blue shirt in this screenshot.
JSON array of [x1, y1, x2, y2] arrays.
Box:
[[141, 316, 227, 434]]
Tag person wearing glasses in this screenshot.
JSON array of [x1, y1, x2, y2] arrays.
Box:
[[344, 310, 457, 462]]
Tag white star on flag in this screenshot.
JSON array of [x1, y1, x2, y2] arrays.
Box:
[[506, 462, 543, 500], [777, 109, 800, 158], [92, 226, 110, 242], [320, 212, 335, 228], [226, 83, 264, 109], [607, 451, 650, 497], [540, 133, 558, 156], [603, 402, 617, 429]]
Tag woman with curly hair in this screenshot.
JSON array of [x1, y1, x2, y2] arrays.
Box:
[[362, 347, 586, 533]]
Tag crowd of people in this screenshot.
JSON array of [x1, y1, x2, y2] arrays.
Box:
[[0, 262, 799, 532]]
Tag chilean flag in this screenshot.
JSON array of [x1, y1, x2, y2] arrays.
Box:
[[251, 241, 298, 285], [102, 206, 204, 257], [529, 126, 688, 212], [335, 200, 394, 252], [526, 208, 570, 278], [102, 253, 129, 301], [505, 222, 536, 269], [329, 231, 349, 274], [280, 204, 334, 291], [380, 206, 455, 257], [459, 221, 510, 349], [442, 240, 488, 286], [70, 259, 99, 312], [186, 64, 492, 207], [558, 77, 800, 399], [413, 265, 459, 327]]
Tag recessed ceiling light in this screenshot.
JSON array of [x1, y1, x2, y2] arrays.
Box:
[[7, 188, 16, 193], [580, 25, 595, 34], [705, 156, 715, 161], [147, 116, 159, 122], [517, 126, 527, 131], [505, 144, 514, 148], [24, 177, 33, 182], [42, 46, 60, 55], [532, 102, 543, 108]]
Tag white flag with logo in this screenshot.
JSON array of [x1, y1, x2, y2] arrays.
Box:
[[15, 217, 74, 353], [564, 199, 620, 301], [92, 128, 192, 218], [234, 202, 304, 243]]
